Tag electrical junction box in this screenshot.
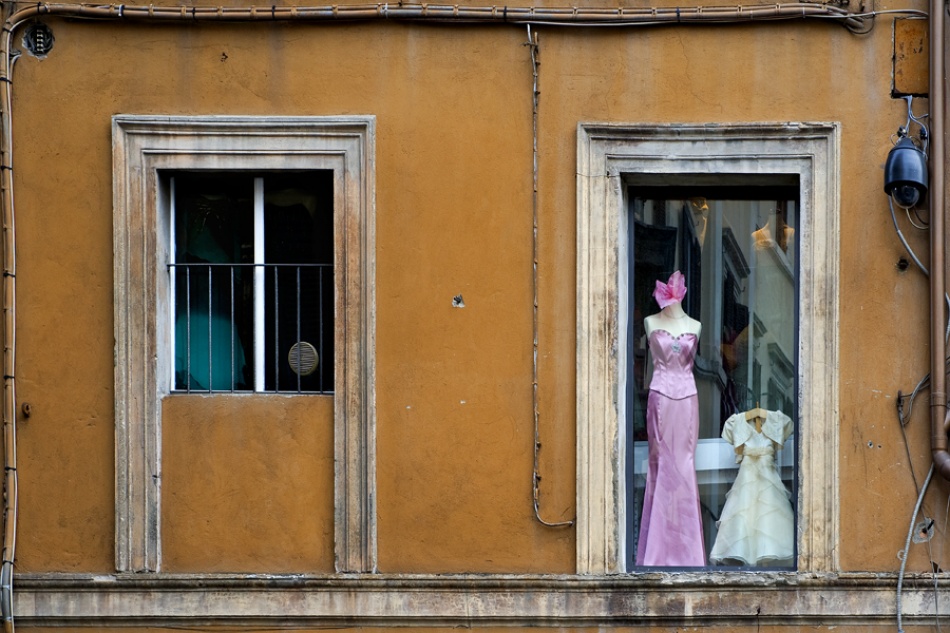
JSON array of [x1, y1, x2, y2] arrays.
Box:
[[893, 17, 928, 97]]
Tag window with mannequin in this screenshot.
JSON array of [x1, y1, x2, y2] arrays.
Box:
[[575, 123, 838, 575]]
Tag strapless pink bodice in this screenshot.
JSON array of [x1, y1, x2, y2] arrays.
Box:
[[647, 329, 698, 399]]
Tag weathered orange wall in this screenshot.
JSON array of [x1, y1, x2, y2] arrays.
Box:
[[161, 395, 335, 572], [8, 0, 946, 580]]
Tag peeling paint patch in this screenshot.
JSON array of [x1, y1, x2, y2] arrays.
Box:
[[452, 294, 465, 308]]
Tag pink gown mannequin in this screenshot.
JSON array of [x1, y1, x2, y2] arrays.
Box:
[[636, 271, 706, 567]]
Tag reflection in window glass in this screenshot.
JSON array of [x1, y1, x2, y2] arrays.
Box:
[[628, 184, 798, 570]]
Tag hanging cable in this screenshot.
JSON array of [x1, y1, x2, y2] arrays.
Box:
[[898, 463, 935, 633], [907, 206, 929, 230], [889, 184, 930, 275], [924, 523, 941, 633], [526, 24, 572, 528], [885, 190, 950, 346]]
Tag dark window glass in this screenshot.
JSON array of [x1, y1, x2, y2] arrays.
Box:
[[171, 171, 334, 393], [628, 182, 798, 570]]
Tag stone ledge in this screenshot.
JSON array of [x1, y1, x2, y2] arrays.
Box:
[[12, 572, 944, 627]]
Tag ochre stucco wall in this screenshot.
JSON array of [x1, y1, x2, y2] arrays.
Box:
[[8, 0, 946, 580], [161, 395, 335, 572]]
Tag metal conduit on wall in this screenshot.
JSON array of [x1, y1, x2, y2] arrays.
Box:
[[0, 1, 924, 630], [0, 2, 876, 28]]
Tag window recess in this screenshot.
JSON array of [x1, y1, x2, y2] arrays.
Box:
[[113, 115, 376, 573], [627, 183, 799, 571], [576, 123, 840, 575], [168, 171, 334, 394]]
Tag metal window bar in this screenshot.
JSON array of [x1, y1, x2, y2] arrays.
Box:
[[273, 265, 279, 393], [317, 268, 326, 389], [230, 266, 236, 392], [185, 267, 192, 393], [207, 264, 213, 393], [169, 262, 332, 394], [297, 266, 302, 393]]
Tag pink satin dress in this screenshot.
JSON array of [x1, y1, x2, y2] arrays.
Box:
[[636, 329, 706, 567]]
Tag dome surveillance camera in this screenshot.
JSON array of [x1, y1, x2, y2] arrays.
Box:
[[885, 136, 929, 209], [891, 183, 924, 209]]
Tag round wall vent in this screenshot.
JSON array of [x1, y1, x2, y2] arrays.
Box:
[[288, 341, 319, 376], [23, 23, 54, 58]]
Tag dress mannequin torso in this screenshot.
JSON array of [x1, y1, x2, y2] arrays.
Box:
[[643, 301, 702, 339]]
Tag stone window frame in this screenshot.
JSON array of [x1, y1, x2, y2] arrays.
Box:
[[112, 115, 377, 573], [576, 122, 840, 574]]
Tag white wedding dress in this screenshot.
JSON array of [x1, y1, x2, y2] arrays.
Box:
[[709, 410, 794, 566]]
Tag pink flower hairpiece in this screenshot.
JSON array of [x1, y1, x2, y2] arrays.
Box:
[[653, 271, 687, 309]]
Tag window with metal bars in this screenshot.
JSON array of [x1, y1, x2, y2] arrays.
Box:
[[169, 171, 334, 393]]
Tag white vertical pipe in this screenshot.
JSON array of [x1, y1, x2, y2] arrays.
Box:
[[169, 177, 177, 392], [254, 177, 265, 392]]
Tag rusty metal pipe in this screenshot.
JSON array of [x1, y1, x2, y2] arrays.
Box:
[[931, 0, 950, 480]]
